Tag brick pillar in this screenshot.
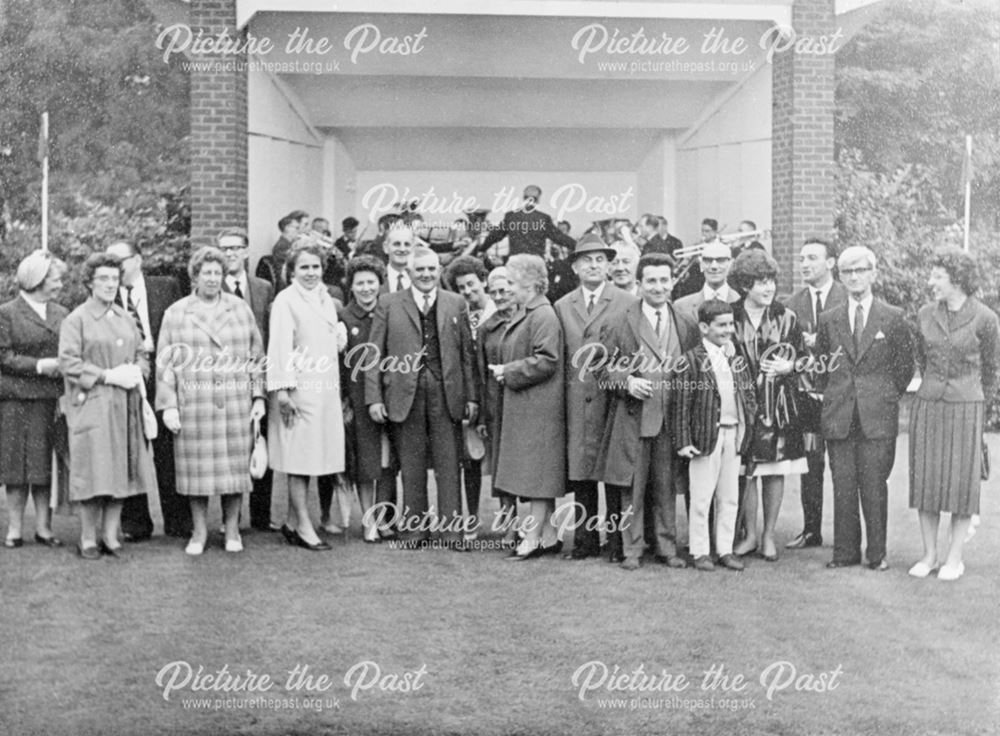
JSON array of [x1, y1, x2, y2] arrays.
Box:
[[189, 0, 247, 244], [771, 0, 836, 292]]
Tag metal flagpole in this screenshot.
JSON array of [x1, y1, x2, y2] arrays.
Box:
[[39, 111, 49, 252], [963, 134, 972, 253]]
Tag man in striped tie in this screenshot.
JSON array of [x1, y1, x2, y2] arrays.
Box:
[[105, 241, 184, 541]]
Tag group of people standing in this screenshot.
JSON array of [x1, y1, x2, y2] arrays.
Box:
[[1, 195, 996, 581]]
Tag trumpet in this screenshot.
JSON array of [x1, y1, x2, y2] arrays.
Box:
[[718, 228, 771, 243]]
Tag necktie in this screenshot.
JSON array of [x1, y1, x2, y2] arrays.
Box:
[[125, 286, 147, 342], [422, 294, 431, 315], [233, 279, 243, 299], [396, 273, 405, 293], [813, 290, 823, 329], [654, 309, 662, 337], [853, 302, 864, 349], [587, 294, 595, 315]]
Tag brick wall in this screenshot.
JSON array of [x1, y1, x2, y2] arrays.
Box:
[[189, 0, 247, 245], [771, 0, 837, 291]]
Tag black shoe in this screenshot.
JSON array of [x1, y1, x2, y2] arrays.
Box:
[[293, 531, 331, 551], [825, 559, 861, 569], [251, 522, 281, 533], [565, 547, 598, 560], [280, 525, 297, 544], [4, 537, 24, 548], [122, 531, 151, 543], [608, 551, 625, 564], [540, 540, 563, 557], [34, 533, 63, 548], [99, 541, 123, 558], [868, 559, 889, 572], [786, 531, 822, 549]]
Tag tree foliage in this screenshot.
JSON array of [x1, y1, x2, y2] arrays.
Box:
[[836, 0, 1000, 228]]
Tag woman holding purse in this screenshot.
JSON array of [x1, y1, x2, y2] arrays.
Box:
[[156, 247, 266, 555], [59, 253, 157, 559]]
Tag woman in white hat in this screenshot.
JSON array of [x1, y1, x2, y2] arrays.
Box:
[[0, 250, 69, 548]]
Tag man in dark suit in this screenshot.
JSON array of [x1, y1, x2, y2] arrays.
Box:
[[554, 235, 635, 561], [815, 245, 914, 571], [638, 214, 684, 259], [782, 237, 848, 549], [477, 185, 576, 260], [596, 253, 699, 570], [217, 227, 277, 532], [106, 240, 184, 540], [365, 246, 479, 546]]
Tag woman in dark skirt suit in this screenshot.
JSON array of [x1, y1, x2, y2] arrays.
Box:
[[0, 250, 69, 548], [475, 267, 518, 544], [909, 247, 1000, 581], [339, 256, 398, 542]]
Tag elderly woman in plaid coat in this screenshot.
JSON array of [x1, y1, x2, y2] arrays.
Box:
[[156, 247, 266, 556]]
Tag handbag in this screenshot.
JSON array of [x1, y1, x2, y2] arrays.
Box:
[[249, 417, 268, 479], [137, 380, 158, 441]]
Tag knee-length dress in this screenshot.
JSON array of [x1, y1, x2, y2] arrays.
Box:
[[909, 298, 1000, 514], [156, 293, 265, 497], [267, 281, 346, 476]]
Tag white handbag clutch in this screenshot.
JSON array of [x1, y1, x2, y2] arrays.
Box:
[[249, 417, 268, 479]]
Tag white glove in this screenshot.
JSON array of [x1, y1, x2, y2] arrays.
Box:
[[163, 408, 181, 434], [104, 364, 142, 390], [336, 322, 348, 352]]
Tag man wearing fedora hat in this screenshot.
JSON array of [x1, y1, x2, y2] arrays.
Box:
[[554, 234, 636, 561]]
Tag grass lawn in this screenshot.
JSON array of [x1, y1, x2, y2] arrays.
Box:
[[1, 434, 998, 736]]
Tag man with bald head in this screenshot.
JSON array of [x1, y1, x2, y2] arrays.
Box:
[[672, 240, 739, 329], [106, 240, 185, 540], [609, 240, 641, 297], [477, 185, 576, 260], [365, 247, 479, 548]]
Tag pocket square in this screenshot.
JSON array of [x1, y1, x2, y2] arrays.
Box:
[[874, 331, 885, 340]]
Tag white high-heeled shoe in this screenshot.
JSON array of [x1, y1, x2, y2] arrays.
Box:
[[225, 537, 244, 553], [907, 561, 936, 578], [184, 539, 205, 556], [937, 562, 965, 581]]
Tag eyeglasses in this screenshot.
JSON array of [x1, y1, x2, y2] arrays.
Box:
[[218, 245, 247, 253], [839, 267, 873, 276]]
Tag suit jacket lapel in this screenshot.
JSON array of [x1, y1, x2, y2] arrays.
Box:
[[15, 296, 54, 334], [636, 308, 663, 360], [402, 290, 422, 332], [571, 289, 588, 325]]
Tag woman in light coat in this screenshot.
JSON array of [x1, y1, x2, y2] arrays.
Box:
[[59, 253, 157, 559], [157, 246, 266, 555], [268, 243, 347, 551]]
